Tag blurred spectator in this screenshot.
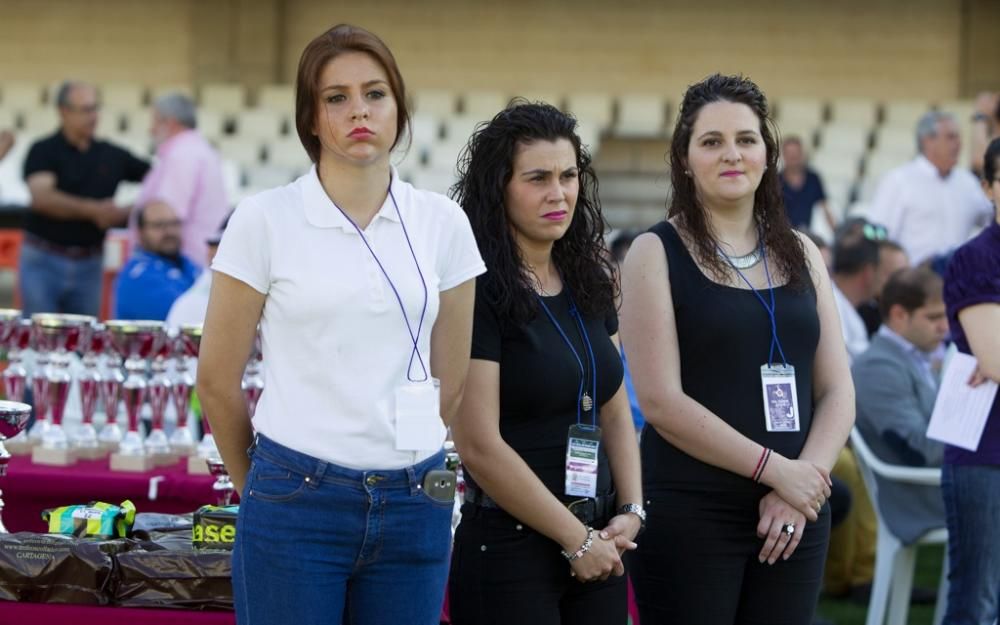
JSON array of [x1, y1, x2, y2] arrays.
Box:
[[166, 211, 231, 327], [831, 232, 880, 362], [113, 202, 199, 320], [801, 229, 832, 272], [21, 80, 149, 316], [853, 267, 946, 545], [869, 111, 992, 265], [130, 92, 228, 267], [0, 130, 13, 162], [609, 229, 644, 434], [858, 239, 910, 336], [780, 136, 836, 231], [970, 91, 999, 177]]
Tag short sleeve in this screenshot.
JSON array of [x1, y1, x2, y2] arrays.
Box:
[[470, 282, 501, 362], [211, 197, 271, 294], [944, 242, 1000, 313], [23, 140, 54, 179], [436, 200, 486, 292]]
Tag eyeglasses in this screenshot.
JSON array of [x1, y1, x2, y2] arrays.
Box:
[[144, 219, 182, 230], [862, 223, 888, 241]]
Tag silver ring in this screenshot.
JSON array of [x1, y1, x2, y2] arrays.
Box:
[[781, 523, 795, 537]]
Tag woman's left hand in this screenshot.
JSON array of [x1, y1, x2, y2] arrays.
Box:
[[598, 514, 641, 556], [756, 491, 807, 565]]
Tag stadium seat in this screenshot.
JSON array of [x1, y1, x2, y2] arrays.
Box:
[[518, 92, 563, 109], [461, 91, 507, 119], [200, 83, 246, 113], [776, 97, 825, 129], [413, 90, 457, 117], [215, 136, 264, 168], [817, 123, 871, 155], [256, 84, 294, 113], [882, 100, 931, 130], [614, 94, 667, 138], [830, 97, 879, 127], [565, 92, 614, 132], [235, 109, 287, 141], [265, 137, 310, 171], [100, 83, 146, 110], [197, 109, 228, 142], [20, 109, 59, 135], [0, 82, 46, 109]]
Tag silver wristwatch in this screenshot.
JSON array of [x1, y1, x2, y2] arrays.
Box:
[[619, 503, 647, 530]]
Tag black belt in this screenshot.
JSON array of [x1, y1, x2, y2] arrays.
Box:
[[465, 485, 616, 526], [24, 233, 103, 259]]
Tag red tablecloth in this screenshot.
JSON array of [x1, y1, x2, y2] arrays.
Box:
[[0, 602, 234, 625], [0, 456, 222, 533]]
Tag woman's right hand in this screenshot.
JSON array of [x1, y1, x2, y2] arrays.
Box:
[[565, 527, 624, 582], [760, 454, 832, 522]]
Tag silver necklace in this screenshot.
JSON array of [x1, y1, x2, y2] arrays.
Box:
[[719, 245, 763, 270]]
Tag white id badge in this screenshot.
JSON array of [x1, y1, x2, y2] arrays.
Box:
[[565, 424, 601, 498], [760, 364, 800, 432], [394, 378, 445, 451]]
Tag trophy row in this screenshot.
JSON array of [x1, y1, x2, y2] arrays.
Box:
[[0, 311, 263, 475]]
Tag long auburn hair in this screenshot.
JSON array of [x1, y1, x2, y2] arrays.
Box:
[[669, 74, 807, 289], [451, 101, 616, 325]]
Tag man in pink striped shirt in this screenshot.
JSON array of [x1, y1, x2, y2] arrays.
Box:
[[131, 93, 229, 267]]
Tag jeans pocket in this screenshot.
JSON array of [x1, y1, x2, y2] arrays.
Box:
[[247, 462, 307, 503]]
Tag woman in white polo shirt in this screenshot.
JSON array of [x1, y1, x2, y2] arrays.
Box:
[[197, 24, 485, 625]]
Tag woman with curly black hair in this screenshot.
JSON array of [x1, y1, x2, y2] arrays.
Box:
[[448, 101, 642, 625], [621, 74, 855, 623]]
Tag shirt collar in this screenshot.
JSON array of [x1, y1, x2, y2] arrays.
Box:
[[155, 128, 196, 158], [301, 165, 404, 231], [914, 154, 952, 180]]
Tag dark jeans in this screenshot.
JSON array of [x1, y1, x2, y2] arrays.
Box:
[[631, 488, 830, 625], [942, 464, 1000, 625], [449, 503, 627, 625], [19, 240, 103, 316], [233, 434, 452, 625]]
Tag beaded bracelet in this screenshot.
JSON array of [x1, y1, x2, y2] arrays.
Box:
[[561, 526, 594, 562]]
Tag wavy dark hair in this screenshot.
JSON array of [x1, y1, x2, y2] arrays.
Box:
[[668, 74, 807, 289], [451, 100, 615, 324]]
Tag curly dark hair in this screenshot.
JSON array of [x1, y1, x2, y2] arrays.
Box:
[[451, 100, 616, 324], [668, 74, 808, 289]]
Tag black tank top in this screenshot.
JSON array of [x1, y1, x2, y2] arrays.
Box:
[[642, 221, 820, 493]]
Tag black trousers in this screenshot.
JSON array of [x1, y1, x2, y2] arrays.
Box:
[[448, 503, 628, 625], [630, 488, 830, 625]]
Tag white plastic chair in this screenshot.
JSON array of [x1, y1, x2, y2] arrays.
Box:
[[849, 428, 948, 625]]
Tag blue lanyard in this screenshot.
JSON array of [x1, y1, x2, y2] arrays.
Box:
[[536, 291, 599, 428], [334, 183, 430, 382], [716, 237, 789, 367]]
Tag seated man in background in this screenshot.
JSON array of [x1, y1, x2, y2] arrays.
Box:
[[113, 202, 199, 320], [853, 266, 947, 545], [858, 239, 910, 337]]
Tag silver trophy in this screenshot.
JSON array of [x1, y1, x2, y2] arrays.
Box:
[[72, 324, 105, 456], [0, 400, 32, 533], [206, 456, 235, 506], [31, 313, 95, 461], [145, 336, 174, 459], [180, 325, 219, 460], [169, 326, 197, 455], [0, 315, 30, 455], [97, 332, 125, 450], [105, 320, 166, 462]]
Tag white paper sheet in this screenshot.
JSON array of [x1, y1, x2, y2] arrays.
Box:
[[926, 351, 998, 451]]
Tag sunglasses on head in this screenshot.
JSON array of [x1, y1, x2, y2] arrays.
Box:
[[862, 224, 887, 241]]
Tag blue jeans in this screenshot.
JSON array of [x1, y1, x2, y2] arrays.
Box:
[[942, 464, 1000, 625], [18, 240, 103, 316], [233, 434, 453, 625]]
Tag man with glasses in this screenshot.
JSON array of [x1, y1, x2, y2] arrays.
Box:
[[21, 80, 150, 315], [130, 92, 228, 267], [113, 202, 199, 320]]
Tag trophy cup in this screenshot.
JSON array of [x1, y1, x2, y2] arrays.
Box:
[[0, 315, 32, 456], [241, 331, 264, 417], [145, 337, 175, 466], [97, 333, 125, 451], [106, 320, 166, 472], [206, 456, 235, 506], [31, 314, 95, 466], [169, 326, 197, 456], [0, 400, 32, 533], [180, 325, 217, 475], [71, 325, 106, 459]]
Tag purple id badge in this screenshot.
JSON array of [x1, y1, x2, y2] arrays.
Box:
[[760, 364, 800, 432]]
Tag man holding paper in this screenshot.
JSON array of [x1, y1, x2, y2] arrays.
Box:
[[853, 267, 947, 545], [938, 137, 1000, 625]]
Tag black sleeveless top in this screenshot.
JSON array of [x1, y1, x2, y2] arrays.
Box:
[[642, 221, 820, 493]]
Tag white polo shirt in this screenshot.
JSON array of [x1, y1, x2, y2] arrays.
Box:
[[869, 156, 992, 264], [212, 167, 485, 469]]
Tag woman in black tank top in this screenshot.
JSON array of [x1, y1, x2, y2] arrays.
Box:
[[620, 75, 855, 624]]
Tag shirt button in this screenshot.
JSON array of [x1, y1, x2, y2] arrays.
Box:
[[515, 524, 523, 531], [480, 545, 487, 552], [304, 477, 311, 483]]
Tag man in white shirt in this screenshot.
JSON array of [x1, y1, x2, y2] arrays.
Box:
[[869, 111, 992, 265], [831, 232, 880, 363]]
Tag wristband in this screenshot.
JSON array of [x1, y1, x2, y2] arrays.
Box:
[[753, 448, 772, 483], [561, 526, 594, 562]]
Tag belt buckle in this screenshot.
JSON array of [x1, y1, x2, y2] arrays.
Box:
[[566, 498, 594, 523]]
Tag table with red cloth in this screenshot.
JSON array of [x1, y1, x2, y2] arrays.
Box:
[[0, 456, 221, 533], [0, 602, 235, 625]]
